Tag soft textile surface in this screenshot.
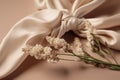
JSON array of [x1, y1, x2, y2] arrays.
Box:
[[0, 0, 120, 79]]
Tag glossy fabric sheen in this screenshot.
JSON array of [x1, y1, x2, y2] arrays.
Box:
[[0, 0, 120, 79]]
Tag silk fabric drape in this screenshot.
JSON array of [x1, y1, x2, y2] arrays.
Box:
[[0, 0, 120, 79]]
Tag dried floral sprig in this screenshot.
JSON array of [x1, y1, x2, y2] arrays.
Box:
[[90, 33, 118, 64], [23, 34, 120, 70], [22, 44, 58, 63], [22, 36, 69, 63]]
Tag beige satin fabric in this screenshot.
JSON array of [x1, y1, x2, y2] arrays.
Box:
[[0, 0, 120, 79]]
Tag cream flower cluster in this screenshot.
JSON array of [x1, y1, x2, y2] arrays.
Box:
[[23, 44, 53, 60], [23, 35, 86, 63], [71, 37, 84, 56], [23, 36, 69, 62], [84, 19, 96, 42], [46, 36, 68, 49]]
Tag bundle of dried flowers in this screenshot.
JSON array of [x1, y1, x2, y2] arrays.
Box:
[[22, 20, 120, 71], [23, 34, 120, 70]]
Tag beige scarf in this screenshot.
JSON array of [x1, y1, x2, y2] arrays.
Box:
[[0, 0, 120, 79]]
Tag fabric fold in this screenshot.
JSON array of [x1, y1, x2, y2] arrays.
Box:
[[0, 0, 120, 79], [0, 9, 62, 78]]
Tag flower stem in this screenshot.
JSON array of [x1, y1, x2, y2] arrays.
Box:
[[58, 53, 74, 56], [59, 58, 78, 62]]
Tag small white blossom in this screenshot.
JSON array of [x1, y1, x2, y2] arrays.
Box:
[[22, 45, 32, 54], [29, 44, 43, 56], [84, 19, 96, 43], [46, 36, 67, 49], [46, 36, 54, 45], [72, 37, 84, 56], [34, 52, 43, 59], [43, 46, 52, 56], [53, 38, 67, 49], [23, 36, 70, 63]]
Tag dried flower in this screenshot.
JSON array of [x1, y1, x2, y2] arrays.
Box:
[[23, 44, 54, 61], [30, 44, 43, 57], [43, 46, 52, 56], [22, 25, 120, 70], [46, 36, 67, 49], [84, 19, 96, 43], [71, 37, 84, 56]]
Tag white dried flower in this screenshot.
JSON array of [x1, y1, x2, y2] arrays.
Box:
[[72, 37, 84, 56], [84, 19, 96, 43], [23, 43, 59, 62], [23, 36, 71, 63], [30, 44, 43, 56], [43, 46, 52, 56], [34, 52, 43, 59], [46, 36, 54, 45], [53, 38, 66, 49], [46, 36, 67, 49], [22, 45, 32, 54]]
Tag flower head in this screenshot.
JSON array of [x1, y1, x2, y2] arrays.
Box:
[[46, 36, 67, 49]]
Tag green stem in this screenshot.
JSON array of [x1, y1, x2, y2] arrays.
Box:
[[91, 33, 119, 65], [59, 58, 78, 62], [68, 51, 120, 70], [77, 53, 120, 70], [58, 53, 74, 56]]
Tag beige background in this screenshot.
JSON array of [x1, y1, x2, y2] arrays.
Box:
[[0, 0, 120, 80], [0, 0, 36, 42]]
